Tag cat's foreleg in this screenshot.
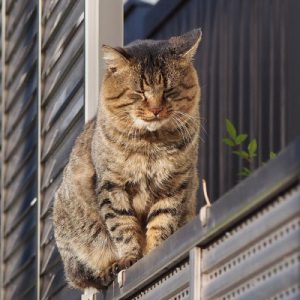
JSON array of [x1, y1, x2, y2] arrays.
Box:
[[98, 189, 143, 270], [145, 195, 183, 254]]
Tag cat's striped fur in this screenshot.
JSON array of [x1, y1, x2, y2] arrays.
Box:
[[53, 29, 202, 290]]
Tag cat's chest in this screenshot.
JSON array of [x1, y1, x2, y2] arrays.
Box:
[[123, 153, 173, 183]]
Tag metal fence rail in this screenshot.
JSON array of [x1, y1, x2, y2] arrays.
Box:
[[92, 137, 300, 300]]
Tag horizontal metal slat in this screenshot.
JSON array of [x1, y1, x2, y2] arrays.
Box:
[[41, 216, 55, 248], [15, 285, 36, 300], [5, 0, 34, 39], [4, 161, 36, 210], [4, 248, 35, 288], [43, 13, 84, 80], [42, 0, 78, 49], [4, 101, 36, 149], [4, 131, 37, 188], [4, 176, 36, 214], [40, 243, 60, 276], [5, 5, 36, 64], [4, 138, 36, 187], [4, 255, 35, 287], [44, 284, 81, 300], [5, 44, 37, 90], [131, 261, 190, 300], [4, 102, 37, 159], [42, 0, 60, 23], [41, 115, 84, 190], [3, 215, 36, 263], [42, 92, 83, 162], [42, 78, 82, 134], [4, 257, 36, 300], [6, 34, 37, 88], [4, 89, 36, 138], [42, 50, 83, 106], [270, 284, 300, 300], [3, 225, 36, 263], [4, 195, 36, 239], [5, 65, 37, 114], [5, 0, 15, 14], [40, 262, 67, 299], [41, 173, 62, 219], [5, 74, 37, 114]]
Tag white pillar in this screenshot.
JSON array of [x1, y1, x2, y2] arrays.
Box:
[[84, 0, 123, 122]]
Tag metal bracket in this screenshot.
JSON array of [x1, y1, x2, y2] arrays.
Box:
[[200, 205, 210, 226], [82, 288, 99, 300], [118, 269, 126, 288], [189, 247, 202, 300]]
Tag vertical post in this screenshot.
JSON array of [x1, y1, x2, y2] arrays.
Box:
[[37, 0, 42, 299], [189, 247, 202, 300], [0, 0, 6, 298], [98, 0, 123, 91], [85, 0, 99, 123], [84, 0, 123, 123]]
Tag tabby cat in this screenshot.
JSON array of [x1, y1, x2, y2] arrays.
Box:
[[53, 29, 202, 290]]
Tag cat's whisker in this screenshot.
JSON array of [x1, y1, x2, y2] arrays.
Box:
[[173, 111, 199, 129], [173, 114, 193, 139], [174, 111, 207, 137], [172, 112, 201, 141], [176, 117, 193, 143], [171, 116, 189, 146]]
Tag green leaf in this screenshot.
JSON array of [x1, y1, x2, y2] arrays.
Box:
[[248, 139, 257, 157], [269, 151, 277, 159], [223, 138, 235, 147], [225, 119, 237, 140], [233, 150, 249, 159], [239, 167, 251, 177], [235, 134, 248, 145]]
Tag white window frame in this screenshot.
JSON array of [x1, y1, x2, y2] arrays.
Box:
[[84, 0, 123, 122]]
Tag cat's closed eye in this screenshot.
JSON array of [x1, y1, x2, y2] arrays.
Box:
[[128, 92, 144, 101], [164, 88, 181, 100]]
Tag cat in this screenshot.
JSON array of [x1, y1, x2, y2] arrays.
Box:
[[53, 29, 202, 290]]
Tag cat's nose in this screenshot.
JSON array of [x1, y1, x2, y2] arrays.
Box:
[[149, 107, 163, 116]]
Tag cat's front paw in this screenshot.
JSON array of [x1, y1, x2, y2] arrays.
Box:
[[112, 256, 139, 273], [144, 238, 161, 255], [99, 266, 116, 287], [100, 256, 140, 287]]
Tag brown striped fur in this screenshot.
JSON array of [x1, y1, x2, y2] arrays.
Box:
[[53, 29, 202, 290]]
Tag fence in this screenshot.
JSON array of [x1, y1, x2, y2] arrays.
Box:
[[94, 137, 300, 299], [0, 0, 300, 299]]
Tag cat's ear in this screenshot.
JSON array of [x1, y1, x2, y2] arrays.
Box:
[[102, 45, 130, 70], [169, 29, 202, 61]]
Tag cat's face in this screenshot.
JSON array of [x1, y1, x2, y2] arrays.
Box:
[[101, 29, 201, 132]]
